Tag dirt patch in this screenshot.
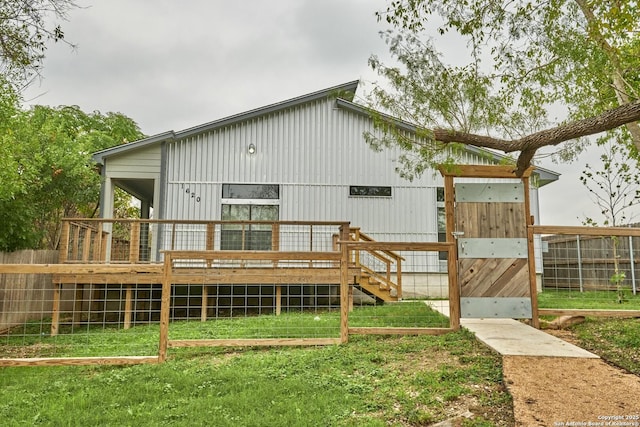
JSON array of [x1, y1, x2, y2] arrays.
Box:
[[503, 355, 640, 426]]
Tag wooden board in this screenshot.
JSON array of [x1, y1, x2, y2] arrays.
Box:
[[455, 202, 526, 238], [454, 182, 532, 318], [459, 258, 530, 297]]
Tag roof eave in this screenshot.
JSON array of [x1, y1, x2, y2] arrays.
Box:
[[92, 131, 176, 165], [176, 80, 359, 139], [91, 80, 361, 163]]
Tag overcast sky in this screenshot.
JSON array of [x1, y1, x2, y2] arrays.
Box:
[[22, 0, 629, 226]]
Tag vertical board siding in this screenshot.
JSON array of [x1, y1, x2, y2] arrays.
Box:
[[162, 97, 525, 242]]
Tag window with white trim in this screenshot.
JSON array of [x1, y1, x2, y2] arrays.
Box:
[[221, 184, 280, 250]]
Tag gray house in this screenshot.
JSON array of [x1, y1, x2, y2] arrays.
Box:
[[91, 80, 559, 297]]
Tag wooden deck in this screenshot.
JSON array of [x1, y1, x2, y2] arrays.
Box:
[[2, 220, 459, 343]]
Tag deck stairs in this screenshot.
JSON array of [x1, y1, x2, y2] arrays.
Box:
[[349, 228, 403, 302]]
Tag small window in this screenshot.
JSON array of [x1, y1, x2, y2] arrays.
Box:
[[349, 186, 392, 197], [222, 184, 279, 199]]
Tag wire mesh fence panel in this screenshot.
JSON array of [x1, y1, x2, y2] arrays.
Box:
[[349, 246, 452, 331], [0, 273, 162, 360], [164, 251, 345, 348], [539, 231, 640, 311]]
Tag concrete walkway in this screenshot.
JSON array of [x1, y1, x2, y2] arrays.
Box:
[[427, 301, 599, 358]]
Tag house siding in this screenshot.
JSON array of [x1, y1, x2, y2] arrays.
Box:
[[91, 82, 556, 278], [162, 97, 506, 242], [105, 144, 162, 178]]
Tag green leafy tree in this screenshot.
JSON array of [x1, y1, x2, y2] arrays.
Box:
[[0, 0, 78, 88], [0, 100, 144, 251], [368, 0, 640, 176]]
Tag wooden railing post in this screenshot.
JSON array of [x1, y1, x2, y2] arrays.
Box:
[[129, 222, 140, 263], [271, 223, 280, 251], [206, 223, 215, 251], [205, 222, 215, 272], [59, 221, 70, 263], [93, 222, 104, 261], [352, 228, 361, 267], [82, 228, 92, 262], [71, 224, 80, 261]]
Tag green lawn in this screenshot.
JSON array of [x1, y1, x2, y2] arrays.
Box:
[[1, 302, 450, 359], [0, 329, 511, 426], [570, 317, 640, 375], [538, 289, 640, 310], [2, 299, 639, 425], [538, 290, 640, 375]]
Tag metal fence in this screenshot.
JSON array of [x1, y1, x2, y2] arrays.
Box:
[[535, 226, 640, 311]]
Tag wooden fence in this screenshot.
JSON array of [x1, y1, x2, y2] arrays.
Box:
[[0, 250, 61, 333], [541, 230, 640, 293]]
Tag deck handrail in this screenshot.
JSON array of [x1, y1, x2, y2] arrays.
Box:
[[60, 219, 351, 264], [348, 228, 407, 300]]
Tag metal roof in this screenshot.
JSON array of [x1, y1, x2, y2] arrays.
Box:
[[92, 80, 359, 165], [91, 79, 560, 186]]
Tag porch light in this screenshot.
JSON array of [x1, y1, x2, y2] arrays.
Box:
[[248, 143, 256, 154]]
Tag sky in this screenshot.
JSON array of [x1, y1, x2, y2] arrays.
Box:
[[21, 0, 629, 226]]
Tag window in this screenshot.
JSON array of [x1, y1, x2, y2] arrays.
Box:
[[437, 187, 447, 261], [221, 184, 280, 250], [222, 184, 279, 199], [349, 186, 392, 197]]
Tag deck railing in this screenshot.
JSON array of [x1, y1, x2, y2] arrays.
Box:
[[349, 228, 404, 300], [59, 219, 406, 301], [60, 219, 351, 264]]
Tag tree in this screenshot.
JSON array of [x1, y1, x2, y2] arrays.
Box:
[[580, 132, 640, 227], [0, 0, 77, 88], [0, 100, 144, 251], [367, 0, 640, 177], [579, 132, 639, 303]]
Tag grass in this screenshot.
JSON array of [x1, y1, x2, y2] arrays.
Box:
[[0, 330, 512, 426], [1, 302, 450, 359], [538, 289, 640, 310], [569, 317, 640, 375], [3, 296, 639, 425], [538, 290, 640, 374]]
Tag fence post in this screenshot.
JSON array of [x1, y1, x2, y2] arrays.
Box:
[[576, 235, 584, 293], [158, 252, 172, 362], [340, 224, 350, 343], [630, 235, 637, 296]]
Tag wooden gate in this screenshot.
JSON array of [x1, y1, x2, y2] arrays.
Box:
[[441, 165, 539, 327]]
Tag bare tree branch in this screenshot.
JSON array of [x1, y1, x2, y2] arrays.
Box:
[[432, 99, 640, 176]]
